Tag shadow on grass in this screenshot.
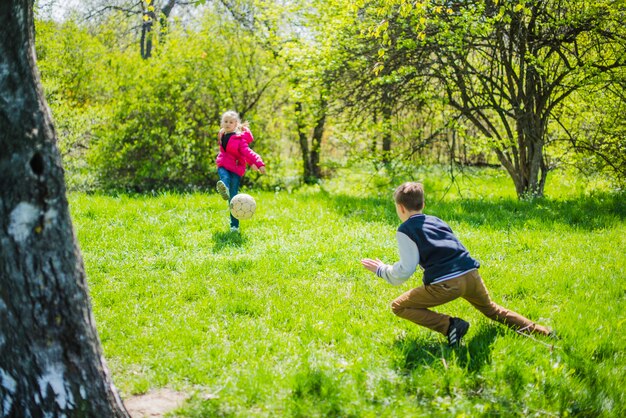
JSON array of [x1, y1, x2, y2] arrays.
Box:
[[329, 191, 626, 231], [394, 325, 499, 374], [458, 325, 500, 371], [212, 230, 247, 252]]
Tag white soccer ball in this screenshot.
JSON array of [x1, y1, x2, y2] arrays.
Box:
[[229, 193, 256, 220]]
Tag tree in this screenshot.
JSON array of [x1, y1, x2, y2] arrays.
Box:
[[329, 12, 432, 168], [274, 0, 355, 182], [51, 0, 180, 59], [558, 69, 626, 185], [202, 0, 325, 183], [0, 1, 129, 416], [85, 6, 280, 191], [368, 0, 626, 197], [141, 0, 177, 59]]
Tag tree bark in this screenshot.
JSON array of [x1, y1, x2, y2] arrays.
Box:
[[295, 99, 326, 184], [309, 97, 327, 181], [140, 3, 155, 59], [295, 102, 313, 181], [381, 92, 392, 165], [159, 0, 177, 45], [0, 1, 129, 416]]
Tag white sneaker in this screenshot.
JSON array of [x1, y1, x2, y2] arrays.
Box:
[[230, 226, 239, 233], [216, 180, 230, 200]]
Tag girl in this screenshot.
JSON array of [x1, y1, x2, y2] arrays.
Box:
[[215, 110, 266, 232]]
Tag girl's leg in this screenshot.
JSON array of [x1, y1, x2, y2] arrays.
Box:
[[228, 173, 242, 229], [217, 167, 231, 189], [218, 168, 239, 229], [391, 277, 466, 335], [462, 270, 551, 336], [216, 167, 230, 200]]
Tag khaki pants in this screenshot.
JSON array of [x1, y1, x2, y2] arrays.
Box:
[[391, 270, 551, 336]]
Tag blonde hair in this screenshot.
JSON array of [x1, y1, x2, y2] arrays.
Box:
[[220, 110, 249, 133], [393, 182, 425, 211]]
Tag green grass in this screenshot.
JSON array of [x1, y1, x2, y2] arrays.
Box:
[[70, 168, 626, 417]]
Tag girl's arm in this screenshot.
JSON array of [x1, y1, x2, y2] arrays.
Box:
[[238, 140, 265, 170]]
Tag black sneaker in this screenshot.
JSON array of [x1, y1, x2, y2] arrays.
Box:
[[447, 317, 470, 347]]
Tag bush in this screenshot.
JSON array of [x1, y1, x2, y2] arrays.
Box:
[[88, 50, 218, 192]]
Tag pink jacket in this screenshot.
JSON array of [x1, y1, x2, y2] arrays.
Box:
[[215, 128, 265, 177]]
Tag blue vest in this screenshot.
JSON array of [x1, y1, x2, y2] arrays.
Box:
[[398, 214, 480, 285]]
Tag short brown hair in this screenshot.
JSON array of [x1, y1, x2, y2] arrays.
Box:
[[393, 182, 425, 211]]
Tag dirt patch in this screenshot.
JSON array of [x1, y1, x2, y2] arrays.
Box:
[[124, 388, 187, 418]]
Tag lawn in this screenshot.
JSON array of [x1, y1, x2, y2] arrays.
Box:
[[70, 168, 626, 417]]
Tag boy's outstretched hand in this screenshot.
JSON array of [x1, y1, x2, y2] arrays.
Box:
[[361, 258, 383, 274]]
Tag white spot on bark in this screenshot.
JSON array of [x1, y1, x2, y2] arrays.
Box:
[[37, 364, 74, 411], [1, 369, 17, 412], [8, 202, 40, 243], [79, 385, 86, 399], [44, 208, 58, 226], [0, 62, 9, 78]]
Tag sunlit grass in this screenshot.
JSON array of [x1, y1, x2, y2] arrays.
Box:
[[70, 168, 626, 417]]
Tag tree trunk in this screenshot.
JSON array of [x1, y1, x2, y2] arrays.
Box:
[[370, 111, 378, 155], [140, 1, 156, 59], [0, 1, 129, 416], [159, 0, 177, 45], [309, 97, 327, 181], [381, 94, 392, 165], [295, 102, 314, 181], [513, 87, 548, 198]]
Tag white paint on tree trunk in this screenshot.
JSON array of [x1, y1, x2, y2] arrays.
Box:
[[8, 202, 40, 243], [37, 363, 74, 412], [1, 369, 16, 412], [0, 62, 9, 83], [44, 208, 58, 226]]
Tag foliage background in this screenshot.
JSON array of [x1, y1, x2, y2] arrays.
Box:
[[35, 1, 625, 195]]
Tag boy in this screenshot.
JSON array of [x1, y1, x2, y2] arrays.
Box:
[[361, 182, 552, 346]]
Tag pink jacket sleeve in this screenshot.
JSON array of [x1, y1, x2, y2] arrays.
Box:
[[240, 128, 254, 144], [237, 133, 265, 168]]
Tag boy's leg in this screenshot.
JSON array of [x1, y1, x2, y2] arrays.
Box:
[[462, 270, 551, 336], [391, 278, 465, 335]]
